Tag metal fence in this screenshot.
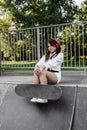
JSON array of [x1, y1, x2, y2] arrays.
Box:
[[0, 21, 87, 73]]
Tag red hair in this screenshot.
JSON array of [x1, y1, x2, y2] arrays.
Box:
[[48, 38, 60, 49]]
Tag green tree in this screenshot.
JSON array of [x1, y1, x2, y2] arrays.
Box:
[[76, 0, 87, 21], [0, 0, 79, 29], [59, 22, 87, 67], [76, 0, 87, 61], [0, 0, 14, 31]]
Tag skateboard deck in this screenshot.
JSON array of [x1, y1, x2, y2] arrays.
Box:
[[15, 84, 62, 100]]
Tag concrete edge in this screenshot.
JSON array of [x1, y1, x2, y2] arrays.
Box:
[[0, 82, 87, 88]]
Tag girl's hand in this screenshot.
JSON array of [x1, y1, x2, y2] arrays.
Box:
[[40, 65, 46, 71], [34, 65, 46, 76], [34, 66, 41, 76]]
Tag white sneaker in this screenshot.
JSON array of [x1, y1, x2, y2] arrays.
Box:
[[36, 98, 48, 103], [30, 98, 48, 103], [30, 98, 38, 103]]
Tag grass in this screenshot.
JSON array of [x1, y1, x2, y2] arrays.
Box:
[[0, 60, 87, 71], [1, 60, 37, 69]]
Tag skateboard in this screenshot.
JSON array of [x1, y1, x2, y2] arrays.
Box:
[[15, 84, 62, 100]]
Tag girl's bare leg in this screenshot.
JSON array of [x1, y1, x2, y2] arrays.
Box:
[[39, 70, 57, 84], [32, 70, 56, 103], [34, 73, 40, 84]]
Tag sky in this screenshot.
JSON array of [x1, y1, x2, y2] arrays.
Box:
[[75, 0, 85, 7]]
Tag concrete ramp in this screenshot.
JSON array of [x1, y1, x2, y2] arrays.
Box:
[[0, 86, 76, 130], [72, 87, 87, 130]]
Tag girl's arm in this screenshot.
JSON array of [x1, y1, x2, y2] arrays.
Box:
[[35, 55, 45, 68]]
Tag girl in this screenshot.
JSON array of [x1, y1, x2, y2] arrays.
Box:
[[30, 38, 64, 103]]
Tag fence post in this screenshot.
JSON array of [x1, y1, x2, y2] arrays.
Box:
[[0, 31, 2, 76], [36, 27, 40, 60]]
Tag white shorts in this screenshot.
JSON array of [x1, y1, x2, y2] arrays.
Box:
[[54, 72, 61, 83]]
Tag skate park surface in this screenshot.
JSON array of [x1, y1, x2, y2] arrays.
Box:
[[0, 71, 87, 130]]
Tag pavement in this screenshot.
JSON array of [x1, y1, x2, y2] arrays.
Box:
[[0, 71, 87, 86], [0, 70, 87, 106], [0, 71, 87, 130]]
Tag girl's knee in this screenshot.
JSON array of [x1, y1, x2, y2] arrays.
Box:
[[40, 70, 47, 76]]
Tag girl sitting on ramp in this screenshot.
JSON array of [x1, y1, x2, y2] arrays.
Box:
[[31, 38, 64, 103]]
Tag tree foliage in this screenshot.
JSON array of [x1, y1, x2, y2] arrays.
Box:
[[0, 0, 79, 29], [77, 0, 87, 21]]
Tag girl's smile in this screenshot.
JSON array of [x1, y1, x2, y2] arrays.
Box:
[[48, 43, 56, 53]]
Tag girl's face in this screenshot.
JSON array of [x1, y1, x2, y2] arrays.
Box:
[[47, 43, 56, 53]]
